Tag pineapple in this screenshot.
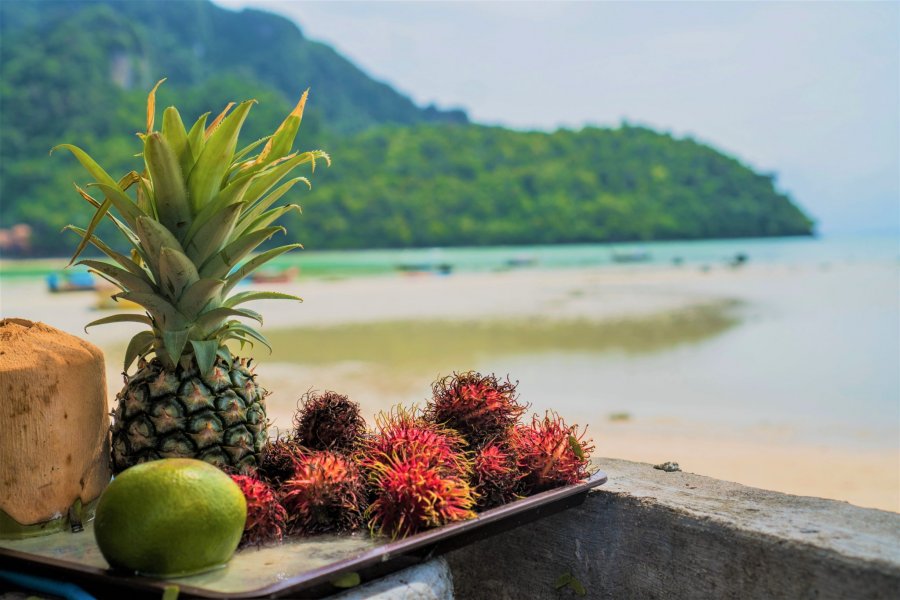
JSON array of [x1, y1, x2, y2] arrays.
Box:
[[55, 80, 329, 473]]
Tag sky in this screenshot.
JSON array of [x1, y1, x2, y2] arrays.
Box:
[[212, 1, 900, 235]]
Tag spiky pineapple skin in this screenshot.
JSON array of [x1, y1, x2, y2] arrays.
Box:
[[110, 356, 268, 474]]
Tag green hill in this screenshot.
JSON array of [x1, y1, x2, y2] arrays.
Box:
[[0, 0, 812, 256]]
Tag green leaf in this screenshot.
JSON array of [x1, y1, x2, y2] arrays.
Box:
[[178, 278, 225, 318], [162, 328, 191, 368], [77, 259, 155, 294], [64, 224, 148, 275], [182, 175, 254, 246], [134, 216, 186, 281], [124, 331, 156, 372], [244, 204, 301, 235], [231, 135, 272, 168], [158, 247, 200, 300], [89, 182, 148, 228], [198, 226, 285, 280], [187, 100, 254, 213], [569, 435, 585, 460], [232, 177, 308, 239], [85, 313, 153, 333], [186, 112, 210, 167], [221, 322, 272, 353], [162, 106, 193, 181], [196, 307, 263, 334], [190, 339, 219, 378], [223, 244, 302, 295], [223, 290, 302, 308], [183, 203, 242, 266], [145, 133, 191, 240], [51, 146, 137, 266], [330, 572, 361, 589], [216, 345, 233, 369], [240, 152, 318, 214], [118, 292, 184, 330]]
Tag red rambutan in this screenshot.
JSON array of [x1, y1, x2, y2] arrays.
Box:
[[511, 412, 595, 494], [231, 474, 288, 547], [358, 406, 470, 478], [426, 371, 527, 445], [366, 450, 477, 538], [281, 450, 366, 534], [293, 390, 367, 453], [257, 436, 307, 486], [472, 440, 522, 509]]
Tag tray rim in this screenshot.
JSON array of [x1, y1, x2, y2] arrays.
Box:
[[0, 470, 607, 598]]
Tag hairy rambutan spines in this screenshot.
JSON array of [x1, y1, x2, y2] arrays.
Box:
[[257, 436, 307, 486], [359, 407, 471, 478], [281, 450, 366, 534], [472, 441, 521, 509], [293, 390, 366, 453], [511, 412, 595, 494], [427, 371, 527, 445], [365, 453, 477, 539], [231, 474, 288, 547]]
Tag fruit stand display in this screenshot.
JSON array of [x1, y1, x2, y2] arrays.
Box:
[[0, 83, 605, 598]]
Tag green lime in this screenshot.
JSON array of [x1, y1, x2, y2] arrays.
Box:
[[94, 458, 247, 577]]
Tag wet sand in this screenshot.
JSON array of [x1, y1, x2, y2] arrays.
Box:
[[2, 263, 897, 512]]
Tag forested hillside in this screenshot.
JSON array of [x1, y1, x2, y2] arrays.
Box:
[[0, 0, 812, 256], [301, 124, 812, 248]]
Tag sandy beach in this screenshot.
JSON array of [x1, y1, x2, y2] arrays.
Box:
[[2, 261, 897, 512]]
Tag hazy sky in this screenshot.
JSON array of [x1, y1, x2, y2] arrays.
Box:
[[213, 1, 899, 235]]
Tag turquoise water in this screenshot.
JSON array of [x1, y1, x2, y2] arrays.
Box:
[[267, 232, 899, 275]]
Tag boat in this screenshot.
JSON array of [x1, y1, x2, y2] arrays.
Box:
[[46, 272, 96, 293], [249, 267, 300, 283], [611, 248, 652, 263], [395, 262, 453, 276]]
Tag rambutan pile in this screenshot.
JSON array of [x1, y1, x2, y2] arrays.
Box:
[[226, 376, 595, 544], [281, 450, 367, 534], [426, 371, 527, 445], [510, 411, 595, 494], [294, 390, 367, 453], [230, 474, 288, 547]]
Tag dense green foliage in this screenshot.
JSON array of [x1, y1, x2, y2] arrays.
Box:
[[0, 0, 812, 256], [300, 125, 812, 248]]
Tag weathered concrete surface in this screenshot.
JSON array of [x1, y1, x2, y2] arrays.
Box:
[[447, 458, 900, 599], [332, 558, 453, 600]]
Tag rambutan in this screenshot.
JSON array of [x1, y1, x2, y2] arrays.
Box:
[[281, 450, 366, 534], [472, 440, 521, 509], [257, 436, 306, 486], [366, 450, 477, 538], [426, 371, 527, 445], [293, 390, 366, 453], [511, 412, 595, 494], [231, 474, 288, 547], [358, 406, 470, 478]]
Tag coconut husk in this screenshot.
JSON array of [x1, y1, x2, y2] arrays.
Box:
[[0, 318, 110, 525]]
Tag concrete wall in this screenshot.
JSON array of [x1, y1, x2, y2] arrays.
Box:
[[446, 458, 900, 599]]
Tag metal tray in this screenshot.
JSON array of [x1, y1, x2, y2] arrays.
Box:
[[0, 470, 606, 599]]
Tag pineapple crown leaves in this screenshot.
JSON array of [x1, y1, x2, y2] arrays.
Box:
[[53, 79, 330, 374]]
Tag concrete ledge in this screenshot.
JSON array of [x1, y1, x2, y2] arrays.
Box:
[[447, 458, 900, 599], [333, 558, 453, 600]]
